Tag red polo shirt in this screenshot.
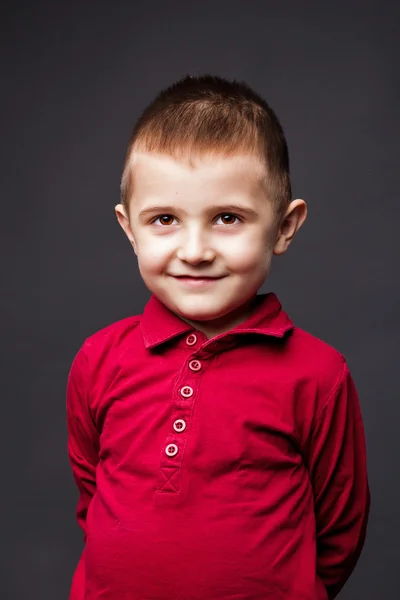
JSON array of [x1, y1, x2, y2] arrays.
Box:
[[67, 292, 370, 600]]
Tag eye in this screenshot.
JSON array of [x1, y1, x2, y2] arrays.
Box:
[[215, 213, 241, 225], [152, 214, 177, 226]]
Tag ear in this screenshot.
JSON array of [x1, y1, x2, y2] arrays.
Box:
[[115, 203, 138, 255], [273, 199, 307, 255]]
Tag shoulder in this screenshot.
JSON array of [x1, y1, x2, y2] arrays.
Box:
[[84, 315, 141, 349], [73, 314, 143, 369], [285, 325, 348, 398], [274, 325, 355, 438]]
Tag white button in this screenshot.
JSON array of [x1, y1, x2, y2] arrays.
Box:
[[165, 443, 178, 457], [189, 359, 201, 372], [180, 385, 193, 398], [173, 419, 186, 433], [186, 333, 197, 346]]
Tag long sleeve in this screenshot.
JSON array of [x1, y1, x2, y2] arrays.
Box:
[[302, 361, 370, 599], [66, 344, 100, 599]]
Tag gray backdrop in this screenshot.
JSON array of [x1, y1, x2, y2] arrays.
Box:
[[1, 1, 399, 598]]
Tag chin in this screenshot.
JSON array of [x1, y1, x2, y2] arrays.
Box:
[[175, 307, 219, 322], [173, 301, 231, 323]]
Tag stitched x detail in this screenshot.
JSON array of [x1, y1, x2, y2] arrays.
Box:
[[159, 466, 180, 492]]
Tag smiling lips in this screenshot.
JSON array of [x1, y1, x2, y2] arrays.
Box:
[[173, 275, 224, 279], [171, 274, 226, 286], [172, 275, 224, 281]]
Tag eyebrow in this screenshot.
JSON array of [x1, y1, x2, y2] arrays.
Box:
[[138, 204, 258, 219]]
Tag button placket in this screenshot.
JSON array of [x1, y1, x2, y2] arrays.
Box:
[[158, 337, 206, 493]]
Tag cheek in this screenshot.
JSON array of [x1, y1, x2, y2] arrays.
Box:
[[136, 237, 172, 273], [137, 251, 163, 274], [222, 233, 273, 272]]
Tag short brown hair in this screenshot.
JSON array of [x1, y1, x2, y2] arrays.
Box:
[[121, 74, 291, 217]]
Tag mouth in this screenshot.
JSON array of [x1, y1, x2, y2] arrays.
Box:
[[173, 275, 224, 279], [170, 275, 226, 287]]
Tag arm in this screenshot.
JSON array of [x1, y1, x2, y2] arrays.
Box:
[[302, 361, 370, 599], [66, 344, 100, 599]]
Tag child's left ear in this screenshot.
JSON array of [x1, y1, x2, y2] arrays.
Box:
[[273, 199, 307, 255], [115, 203, 138, 255]]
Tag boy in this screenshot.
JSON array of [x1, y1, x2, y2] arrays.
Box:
[[67, 75, 370, 600]]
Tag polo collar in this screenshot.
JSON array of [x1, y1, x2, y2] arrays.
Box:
[[141, 292, 293, 350]]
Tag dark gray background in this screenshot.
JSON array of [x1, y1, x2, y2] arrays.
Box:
[[1, 1, 399, 598]]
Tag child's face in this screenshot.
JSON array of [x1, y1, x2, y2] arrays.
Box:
[[116, 152, 306, 336]]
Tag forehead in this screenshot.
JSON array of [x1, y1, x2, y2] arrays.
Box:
[[128, 152, 266, 203]]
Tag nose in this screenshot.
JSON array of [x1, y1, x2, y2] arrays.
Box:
[[176, 227, 215, 264]]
